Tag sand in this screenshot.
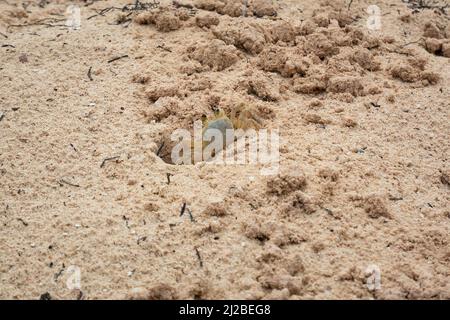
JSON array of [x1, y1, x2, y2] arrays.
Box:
[[0, 0, 449, 300]]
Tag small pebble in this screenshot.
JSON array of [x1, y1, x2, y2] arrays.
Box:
[[19, 53, 28, 63]]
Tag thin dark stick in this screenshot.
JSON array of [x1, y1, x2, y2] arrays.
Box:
[[87, 0, 159, 20], [180, 202, 186, 217], [195, 247, 203, 268], [87, 6, 121, 20], [70, 143, 77, 152], [156, 141, 164, 156], [166, 173, 172, 185], [0, 112, 4, 122], [399, 38, 423, 48], [59, 179, 80, 187], [87, 66, 93, 81], [187, 208, 195, 222], [107, 55, 129, 63], [7, 18, 67, 31], [100, 156, 120, 168], [385, 48, 413, 56], [156, 44, 172, 52], [7, 23, 65, 31], [54, 266, 65, 280], [123, 0, 160, 11], [1, 44, 15, 48], [17, 218, 28, 226], [0, 32, 7, 39]]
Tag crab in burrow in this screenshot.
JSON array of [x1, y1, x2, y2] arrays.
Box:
[[192, 102, 264, 162]]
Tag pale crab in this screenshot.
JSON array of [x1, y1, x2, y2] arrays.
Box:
[[192, 103, 263, 162]]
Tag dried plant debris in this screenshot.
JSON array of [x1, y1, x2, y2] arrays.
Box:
[[194, 0, 278, 18], [404, 0, 449, 13]]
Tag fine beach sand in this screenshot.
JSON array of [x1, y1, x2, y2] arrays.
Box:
[[0, 0, 449, 299]]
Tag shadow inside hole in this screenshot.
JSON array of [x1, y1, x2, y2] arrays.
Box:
[[156, 136, 175, 165]]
